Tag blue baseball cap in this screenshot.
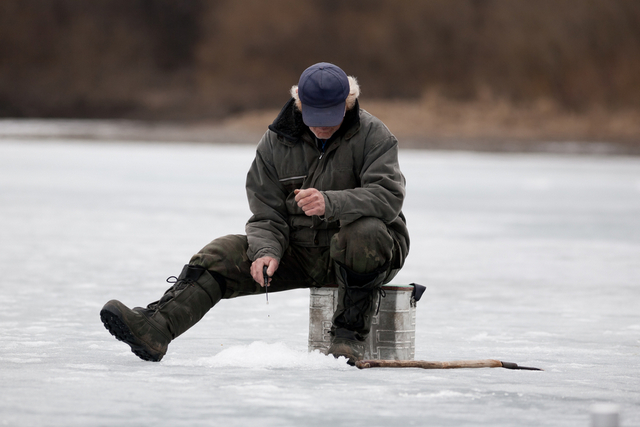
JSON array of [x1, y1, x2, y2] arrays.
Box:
[[298, 62, 349, 127]]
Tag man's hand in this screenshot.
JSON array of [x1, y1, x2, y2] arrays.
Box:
[[251, 256, 279, 287], [294, 188, 325, 216]]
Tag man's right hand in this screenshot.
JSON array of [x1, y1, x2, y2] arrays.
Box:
[[250, 256, 279, 287], [294, 188, 326, 216]]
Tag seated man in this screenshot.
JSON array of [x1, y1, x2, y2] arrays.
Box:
[[100, 62, 410, 365]]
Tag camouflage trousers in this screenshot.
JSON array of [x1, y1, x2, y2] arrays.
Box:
[[189, 217, 404, 299]]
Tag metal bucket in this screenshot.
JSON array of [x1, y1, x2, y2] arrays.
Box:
[[308, 283, 422, 360]]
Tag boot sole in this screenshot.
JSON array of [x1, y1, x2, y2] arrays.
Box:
[[100, 307, 164, 362]]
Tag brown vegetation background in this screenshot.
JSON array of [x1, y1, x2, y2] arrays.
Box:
[[1, 0, 640, 151]]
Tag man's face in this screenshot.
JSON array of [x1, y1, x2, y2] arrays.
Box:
[[309, 122, 342, 139]]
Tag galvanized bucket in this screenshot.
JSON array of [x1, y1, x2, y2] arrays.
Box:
[[308, 283, 423, 360]]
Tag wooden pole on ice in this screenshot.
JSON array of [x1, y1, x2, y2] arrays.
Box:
[[355, 359, 543, 371]]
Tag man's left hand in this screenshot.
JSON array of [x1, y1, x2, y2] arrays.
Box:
[[294, 188, 325, 216]]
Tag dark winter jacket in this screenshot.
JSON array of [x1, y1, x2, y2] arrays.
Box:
[[245, 96, 410, 273]]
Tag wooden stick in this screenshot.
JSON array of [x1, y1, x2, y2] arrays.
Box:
[[355, 359, 543, 371]]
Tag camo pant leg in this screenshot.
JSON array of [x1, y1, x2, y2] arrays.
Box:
[[329, 217, 397, 279], [189, 234, 333, 299]]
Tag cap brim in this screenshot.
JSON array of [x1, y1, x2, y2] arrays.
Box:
[[300, 101, 346, 127]]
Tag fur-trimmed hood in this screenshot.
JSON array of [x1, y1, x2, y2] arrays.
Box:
[[268, 76, 361, 143], [290, 75, 360, 112]]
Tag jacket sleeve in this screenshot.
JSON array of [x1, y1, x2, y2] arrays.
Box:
[[245, 133, 289, 262], [322, 134, 405, 226]]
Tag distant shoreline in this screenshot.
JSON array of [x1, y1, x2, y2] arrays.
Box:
[[1, 109, 639, 157]]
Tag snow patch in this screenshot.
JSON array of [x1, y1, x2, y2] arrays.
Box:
[[166, 341, 352, 371]]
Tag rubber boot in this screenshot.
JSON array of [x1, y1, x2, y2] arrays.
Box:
[[100, 265, 224, 362], [328, 263, 386, 365]]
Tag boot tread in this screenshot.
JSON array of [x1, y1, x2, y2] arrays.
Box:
[[100, 308, 164, 362]]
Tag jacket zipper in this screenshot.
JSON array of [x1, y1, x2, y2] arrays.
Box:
[[318, 139, 328, 160]]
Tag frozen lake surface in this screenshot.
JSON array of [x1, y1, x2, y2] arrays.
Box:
[[1, 137, 639, 426]]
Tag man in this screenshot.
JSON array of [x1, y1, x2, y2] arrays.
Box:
[[100, 62, 410, 365]]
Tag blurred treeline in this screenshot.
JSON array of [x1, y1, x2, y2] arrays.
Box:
[[1, 0, 639, 120]]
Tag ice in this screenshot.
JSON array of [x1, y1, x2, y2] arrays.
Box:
[[1, 135, 639, 426]]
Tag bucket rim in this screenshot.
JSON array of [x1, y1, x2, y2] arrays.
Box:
[[313, 283, 415, 291]]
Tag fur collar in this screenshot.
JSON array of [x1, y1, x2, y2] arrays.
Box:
[[268, 98, 361, 143], [268, 98, 307, 143]]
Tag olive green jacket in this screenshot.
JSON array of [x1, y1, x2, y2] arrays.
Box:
[[245, 98, 409, 270]]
